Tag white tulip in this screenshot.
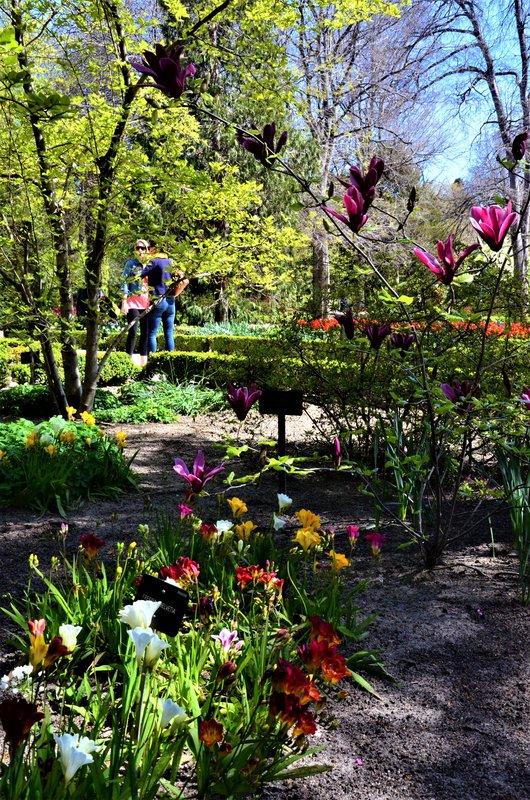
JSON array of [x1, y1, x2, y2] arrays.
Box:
[[58, 624, 82, 652], [277, 493, 292, 512], [273, 514, 287, 531], [118, 599, 161, 629], [215, 519, 233, 533], [160, 699, 187, 728], [55, 733, 100, 783]]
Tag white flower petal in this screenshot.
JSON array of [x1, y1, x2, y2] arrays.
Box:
[[118, 600, 161, 629], [277, 493, 292, 512], [58, 624, 82, 651], [160, 699, 187, 728]]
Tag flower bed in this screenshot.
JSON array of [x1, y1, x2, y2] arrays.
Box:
[[0, 481, 384, 798]]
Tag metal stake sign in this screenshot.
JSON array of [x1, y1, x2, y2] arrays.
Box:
[[259, 389, 303, 493]]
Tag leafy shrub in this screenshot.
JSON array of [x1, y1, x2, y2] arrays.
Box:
[[77, 351, 141, 386], [0, 385, 57, 418], [94, 380, 225, 423], [0, 415, 136, 512]]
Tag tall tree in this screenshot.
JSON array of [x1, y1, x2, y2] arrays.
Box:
[[403, 0, 530, 299]]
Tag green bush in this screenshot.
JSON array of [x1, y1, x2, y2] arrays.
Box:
[[94, 380, 225, 422], [77, 351, 142, 386], [0, 385, 57, 418], [0, 415, 136, 512]]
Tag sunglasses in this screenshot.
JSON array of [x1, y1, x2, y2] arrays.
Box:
[[135, 245, 147, 251]]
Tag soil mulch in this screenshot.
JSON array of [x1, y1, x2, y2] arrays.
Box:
[[1, 412, 529, 800]]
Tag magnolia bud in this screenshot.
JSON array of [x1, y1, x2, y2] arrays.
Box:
[[512, 131, 528, 161]]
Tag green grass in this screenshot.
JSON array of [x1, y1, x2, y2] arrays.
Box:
[[94, 379, 225, 423]]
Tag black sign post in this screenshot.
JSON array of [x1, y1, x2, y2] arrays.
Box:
[[259, 389, 303, 493]]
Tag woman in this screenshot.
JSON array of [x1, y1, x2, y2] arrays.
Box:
[[141, 242, 188, 355], [121, 239, 150, 366]]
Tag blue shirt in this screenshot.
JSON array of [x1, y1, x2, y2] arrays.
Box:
[[141, 255, 173, 296], [121, 258, 145, 296]]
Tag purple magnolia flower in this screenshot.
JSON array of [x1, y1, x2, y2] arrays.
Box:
[[173, 450, 224, 495], [332, 437, 341, 468], [512, 131, 528, 161], [236, 123, 287, 168], [341, 156, 385, 213], [519, 386, 530, 407], [469, 202, 518, 252], [227, 383, 262, 421], [414, 234, 479, 286], [365, 323, 392, 350], [131, 44, 196, 99], [334, 308, 355, 340], [391, 331, 416, 356], [325, 187, 368, 233], [440, 380, 480, 411]]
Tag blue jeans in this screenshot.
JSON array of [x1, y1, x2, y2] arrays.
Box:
[[147, 296, 175, 354]]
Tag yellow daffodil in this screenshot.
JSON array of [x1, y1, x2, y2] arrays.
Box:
[[227, 496, 248, 518], [25, 431, 38, 449], [80, 411, 96, 426], [0, 450, 10, 464], [44, 444, 58, 457], [235, 520, 257, 541], [295, 509, 321, 531], [115, 431, 127, 450], [328, 550, 350, 572], [65, 406, 77, 421], [59, 430, 76, 444], [293, 528, 322, 551]]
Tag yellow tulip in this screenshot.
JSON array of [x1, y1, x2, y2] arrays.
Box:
[[235, 520, 257, 540], [295, 509, 321, 531], [227, 496, 248, 518], [328, 550, 350, 572], [80, 411, 96, 426], [293, 528, 322, 551]]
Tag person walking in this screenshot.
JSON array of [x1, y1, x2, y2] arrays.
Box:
[[141, 241, 184, 355], [121, 239, 150, 366]]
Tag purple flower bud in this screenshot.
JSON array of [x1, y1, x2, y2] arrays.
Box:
[[227, 383, 262, 422], [512, 131, 528, 161], [332, 437, 341, 468], [236, 123, 288, 168], [131, 44, 196, 100], [365, 323, 392, 350], [334, 309, 355, 339], [391, 331, 416, 355], [440, 380, 480, 412]]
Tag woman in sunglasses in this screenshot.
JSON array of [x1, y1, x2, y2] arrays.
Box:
[[120, 239, 150, 366]]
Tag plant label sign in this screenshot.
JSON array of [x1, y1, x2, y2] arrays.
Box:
[[136, 575, 189, 636], [259, 389, 303, 416]]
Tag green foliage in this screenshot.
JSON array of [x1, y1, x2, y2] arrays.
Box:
[[0, 385, 56, 418], [0, 416, 136, 513], [497, 444, 530, 603], [94, 380, 225, 423], [77, 352, 142, 387]]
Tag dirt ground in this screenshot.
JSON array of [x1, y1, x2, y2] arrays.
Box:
[[1, 410, 529, 800]]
